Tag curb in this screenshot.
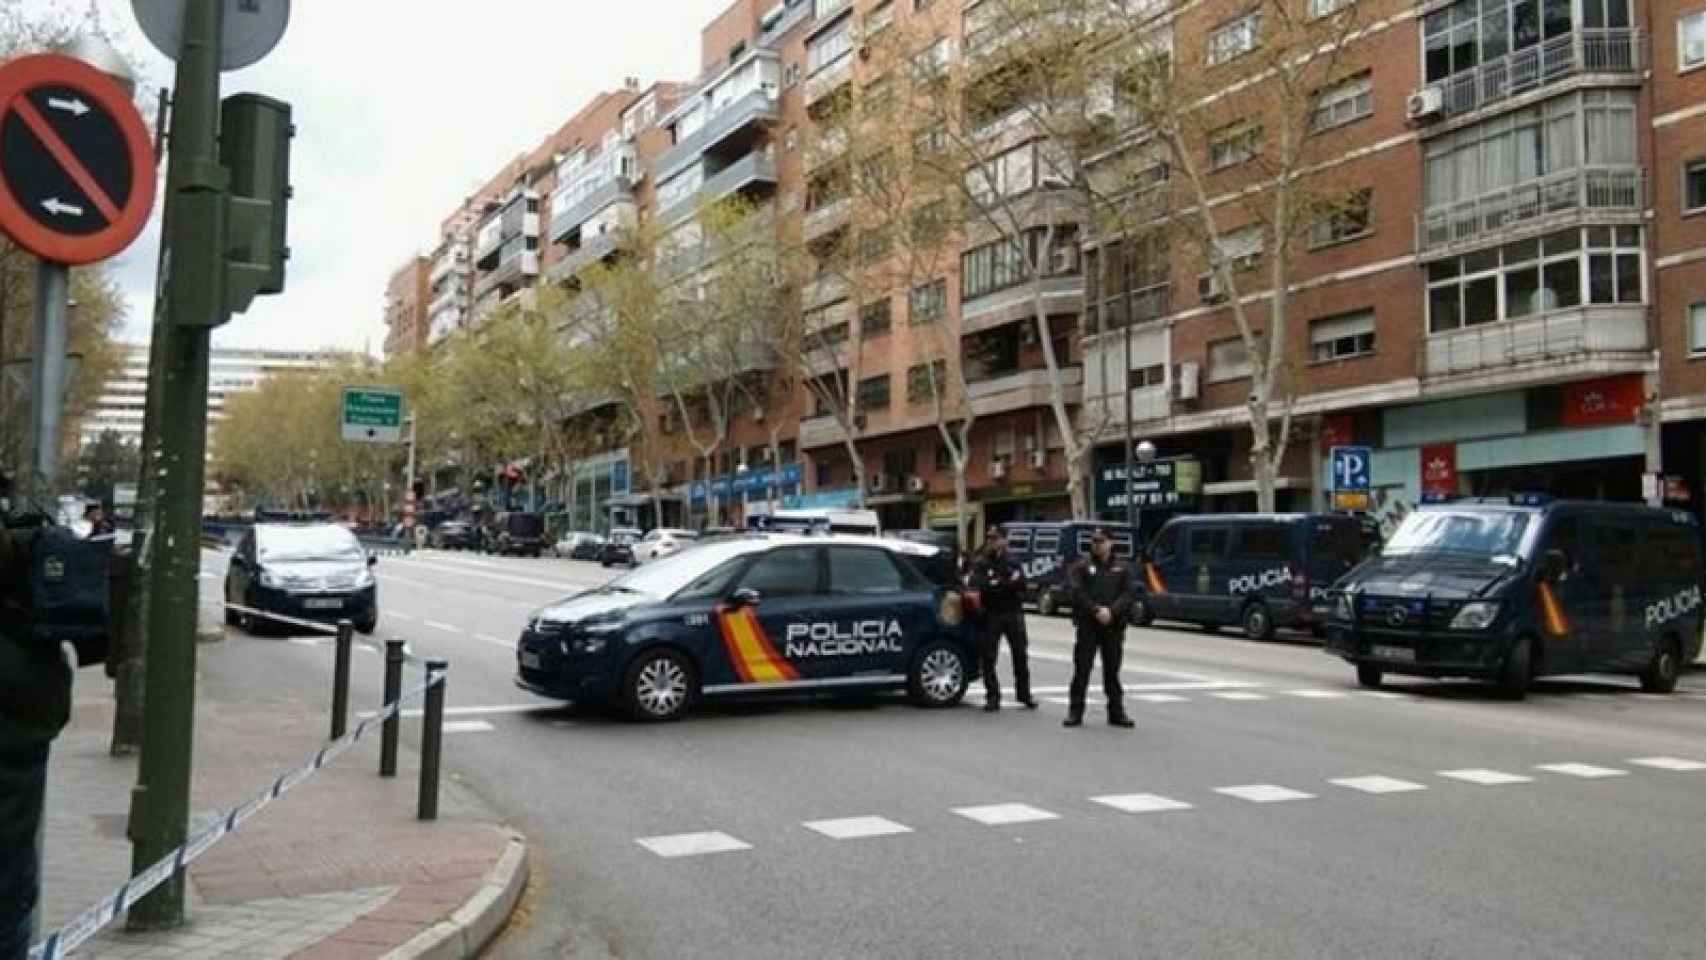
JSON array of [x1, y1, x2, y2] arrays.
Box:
[[380, 832, 529, 960]]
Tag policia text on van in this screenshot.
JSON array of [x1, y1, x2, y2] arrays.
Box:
[[1325, 498, 1705, 698]]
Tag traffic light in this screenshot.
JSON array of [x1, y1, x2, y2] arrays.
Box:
[[219, 93, 293, 315]]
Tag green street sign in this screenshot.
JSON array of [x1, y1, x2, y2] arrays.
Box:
[[342, 386, 403, 443]]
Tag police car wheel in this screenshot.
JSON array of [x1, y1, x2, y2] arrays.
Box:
[[1639, 635, 1681, 694], [1356, 664, 1383, 689], [909, 642, 968, 708], [1497, 638, 1534, 700], [1036, 590, 1059, 617], [1129, 598, 1154, 627], [1242, 603, 1275, 642], [626, 649, 696, 722]]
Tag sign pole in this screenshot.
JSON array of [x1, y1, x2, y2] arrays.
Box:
[[405, 413, 417, 530], [25, 260, 68, 507], [129, 0, 225, 931]]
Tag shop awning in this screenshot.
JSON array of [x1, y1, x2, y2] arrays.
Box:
[[1201, 477, 1312, 498]]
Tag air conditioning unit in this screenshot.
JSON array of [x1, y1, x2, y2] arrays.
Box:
[[1406, 87, 1444, 122], [1173, 361, 1201, 403], [990, 459, 1008, 480], [869, 472, 890, 493], [908, 476, 927, 494], [1029, 450, 1047, 470], [1197, 273, 1228, 304]]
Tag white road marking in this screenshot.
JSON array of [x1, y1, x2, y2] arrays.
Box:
[[1330, 776, 1427, 795], [1286, 689, 1349, 699], [636, 831, 752, 858], [1209, 691, 1269, 702], [953, 803, 1060, 826], [1047, 696, 1103, 707], [388, 557, 594, 592], [1357, 690, 1409, 700], [1536, 763, 1627, 779], [1130, 693, 1187, 704], [424, 620, 462, 633], [1092, 793, 1193, 814], [1438, 768, 1533, 786], [1025, 650, 1256, 685], [388, 612, 416, 622], [475, 633, 511, 648], [1214, 785, 1315, 804], [1627, 756, 1706, 772], [803, 816, 913, 840], [288, 637, 328, 648], [441, 720, 496, 734], [355, 645, 379, 655]]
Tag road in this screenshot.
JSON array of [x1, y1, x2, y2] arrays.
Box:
[[200, 547, 1706, 960]]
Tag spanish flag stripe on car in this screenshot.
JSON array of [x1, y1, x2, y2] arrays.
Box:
[[1537, 582, 1571, 637], [1144, 563, 1167, 595], [717, 607, 800, 683]]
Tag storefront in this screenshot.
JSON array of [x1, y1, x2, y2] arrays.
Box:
[[565, 452, 631, 534], [1093, 454, 1204, 538], [980, 483, 1071, 528], [690, 463, 804, 527], [924, 496, 984, 544]]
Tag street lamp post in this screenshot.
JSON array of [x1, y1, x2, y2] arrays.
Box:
[[1132, 440, 1157, 532]]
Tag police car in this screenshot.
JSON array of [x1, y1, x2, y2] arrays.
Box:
[[515, 533, 973, 721]]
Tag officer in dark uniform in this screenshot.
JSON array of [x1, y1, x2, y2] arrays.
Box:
[[969, 528, 1035, 711], [1064, 528, 1136, 729]]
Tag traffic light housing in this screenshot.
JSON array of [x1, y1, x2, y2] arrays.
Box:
[[219, 93, 293, 315]]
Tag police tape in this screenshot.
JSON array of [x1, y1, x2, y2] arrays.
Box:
[[220, 601, 342, 635], [28, 665, 448, 960]]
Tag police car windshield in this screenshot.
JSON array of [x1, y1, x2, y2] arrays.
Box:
[[258, 525, 364, 562], [1383, 511, 1529, 562], [602, 540, 769, 599]]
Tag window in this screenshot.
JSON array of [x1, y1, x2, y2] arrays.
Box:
[[867, 0, 894, 34], [676, 558, 749, 600], [1687, 158, 1706, 213], [816, 320, 851, 345], [966, 140, 1040, 203], [1209, 336, 1254, 381], [860, 299, 893, 337], [1423, 92, 1638, 211], [882, 447, 917, 478], [784, 63, 801, 88], [910, 279, 947, 323], [1239, 525, 1289, 558], [906, 360, 947, 403], [1033, 530, 1061, 553], [960, 226, 1081, 301], [1426, 227, 1643, 333], [807, 15, 853, 75], [1682, 11, 1706, 70], [829, 548, 906, 595], [1311, 309, 1377, 361], [739, 547, 821, 596], [1310, 0, 1355, 17], [1209, 121, 1260, 170], [911, 37, 952, 83], [1310, 74, 1373, 132], [935, 443, 953, 470], [1425, 0, 1626, 84], [857, 374, 891, 411], [1690, 303, 1706, 354], [1212, 226, 1263, 271], [1209, 12, 1263, 64], [1150, 525, 1179, 561], [1127, 364, 1167, 389], [1188, 527, 1230, 560], [1309, 189, 1374, 247]]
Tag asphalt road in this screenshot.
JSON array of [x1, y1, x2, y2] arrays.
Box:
[[200, 547, 1706, 960]]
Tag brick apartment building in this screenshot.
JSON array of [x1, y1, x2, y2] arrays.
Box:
[[386, 0, 1706, 537], [381, 255, 429, 359]]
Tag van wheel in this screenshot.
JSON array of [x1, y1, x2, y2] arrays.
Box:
[[625, 649, 696, 722], [1356, 664, 1383, 688], [1497, 637, 1535, 700], [1242, 602, 1275, 641], [1129, 598, 1155, 627], [1640, 635, 1682, 694], [908, 641, 969, 708], [1036, 589, 1059, 618]]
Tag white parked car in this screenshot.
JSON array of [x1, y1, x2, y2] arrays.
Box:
[[632, 528, 698, 565]]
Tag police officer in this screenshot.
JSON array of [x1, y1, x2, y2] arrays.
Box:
[[1064, 528, 1135, 729], [969, 528, 1035, 711], [84, 502, 115, 538]]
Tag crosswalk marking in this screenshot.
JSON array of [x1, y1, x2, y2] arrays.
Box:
[[424, 620, 462, 633], [1286, 689, 1349, 699], [1627, 756, 1706, 772], [1438, 768, 1533, 786], [1214, 784, 1314, 804], [953, 803, 1060, 826], [1130, 693, 1187, 704], [1536, 763, 1627, 779], [1209, 691, 1269, 702], [1092, 793, 1193, 814], [441, 720, 495, 734], [1330, 776, 1427, 795], [636, 831, 752, 858], [1357, 690, 1408, 700], [803, 816, 913, 840]]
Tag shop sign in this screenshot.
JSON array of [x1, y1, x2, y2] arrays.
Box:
[[1097, 458, 1202, 511], [784, 487, 862, 510], [925, 498, 960, 521], [1321, 414, 1357, 449], [1560, 374, 1644, 427], [1333, 491, 1372, 511], [1420, 442, 1457, 502]]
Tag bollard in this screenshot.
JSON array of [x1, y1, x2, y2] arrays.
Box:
[[380, 638, 405, 778], [418, 660, 448, 821], [331, 620, 354, 740]]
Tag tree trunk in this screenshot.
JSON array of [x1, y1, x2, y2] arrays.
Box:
[[953, 460, 970, 551], [1028, 229, 1088, 518]]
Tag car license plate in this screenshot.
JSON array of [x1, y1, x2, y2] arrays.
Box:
[[520, 651, 541, 669], [1370, 644, 1415, 662], [303, 598, 342, 610]]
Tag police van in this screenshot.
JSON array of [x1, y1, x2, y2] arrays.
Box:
[[1324, 497, 1705, 698], [1134, 513, 1368, 640], [515, 533, 972, 720], [999, 521, 1139, 617]]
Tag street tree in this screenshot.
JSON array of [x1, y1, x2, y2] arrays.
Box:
[[76, 428, 141, 507]]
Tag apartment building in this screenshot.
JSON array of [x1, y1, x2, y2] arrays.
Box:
[[382, 255, 430, 359], [385, 0, 1706, 534]]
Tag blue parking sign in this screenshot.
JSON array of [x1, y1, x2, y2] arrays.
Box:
[[1331, 446, 1372, 492]]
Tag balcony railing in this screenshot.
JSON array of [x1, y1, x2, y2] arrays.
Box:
[[804, 197, 851, 242], [663, 151, 778, 223], [1429, 29, 1640, 119], [472, 250, 539, 301], [1419, 304, 1648, 380], [656, 89, 779, 184], [550, 177, 635, 245], [546, 231, 624, 284], [799, 414, 846, 449], [963, 274, 1085, 333], [805, 57, 853, 108], [966, 366, 1084, 417], [1087, 282, 1173, 331], [1418, 167, 1643, 254], [804, 273, 849, 309], [428, 249, 468, 285]]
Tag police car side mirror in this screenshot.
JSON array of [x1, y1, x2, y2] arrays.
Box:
[[1542, 549, 1568, 582], [367, 554, 379, 568], [729, 588, 762, 608]]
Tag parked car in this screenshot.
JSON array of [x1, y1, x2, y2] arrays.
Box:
[[553, 531, 605, 559], [486, 512, 547, 557], [225, 521, 379, 634], [431, 520, 479, 551], [600, 528, 643, 567], [633, 528, 699, 565]]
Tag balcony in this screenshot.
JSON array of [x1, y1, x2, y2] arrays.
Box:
[[806, 129, 848, 173], [472, 249, 539, 301], [426, 281, 466, 317], [799, 413, 847, 449], [1418, 167, 1644, 256], [661, 151, 778, 224], [428, 248, 468, 285], [475, 211, 541, 270], [550, 176, 635, 245], [656, 88, 779, 185], [1426, 29, 1640, 121], [1419, 305, 1648, 384], [546, 231, 626, 284], [804, 273, 849, 309], [804, 197, 851, 243], [963, 274, 1086, 335], [1087, 282, 1172, 332], [805, 57, 853, 109], [966, 366, 1084, 418]]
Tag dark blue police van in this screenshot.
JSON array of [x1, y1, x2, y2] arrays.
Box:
[[1000, 521, 1139, 617], [515, 534, 973, 720], [1325, 497, 1705, 698], [1133, 513, 1368, 639]]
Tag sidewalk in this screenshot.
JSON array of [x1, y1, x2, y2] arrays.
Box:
[[37, 628, 528, 960]]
